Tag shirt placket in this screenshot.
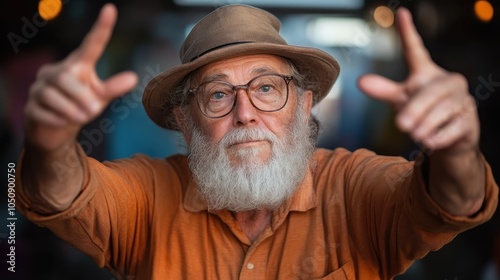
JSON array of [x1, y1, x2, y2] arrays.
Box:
[[238, 227, 274, 279], [210, 200, 294, 279]]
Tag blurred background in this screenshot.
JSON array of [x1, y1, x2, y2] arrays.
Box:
[[0, 0, 499, 279]]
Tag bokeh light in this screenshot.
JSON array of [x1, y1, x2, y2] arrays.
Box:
[[374, 6, 395, 28], [39, 0, 63, 21], [475, 0, 494, 22]]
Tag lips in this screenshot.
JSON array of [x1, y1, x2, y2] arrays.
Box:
[[221, 128, 276, 149], [228, 139, 269, 148]]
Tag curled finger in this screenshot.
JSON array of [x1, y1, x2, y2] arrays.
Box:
[[25, 101, 67, 128], [36, 85, 89, 124], [46, 71, 100, 115], [422, 112, 478, 151], [398, 73, 467, 131], [411, 98, 461, 142]]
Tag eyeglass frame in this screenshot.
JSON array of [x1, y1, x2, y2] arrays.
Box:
[[188, 73, 294, 119]]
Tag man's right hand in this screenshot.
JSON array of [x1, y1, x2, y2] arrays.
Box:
[[24, 3, 138, 151], [21, 3, 138, 213]]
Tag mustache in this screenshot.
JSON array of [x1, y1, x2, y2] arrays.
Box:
[[220, 127, 278, 147]]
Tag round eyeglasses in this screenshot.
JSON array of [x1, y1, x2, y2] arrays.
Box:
[[189, 74, 294, 118]]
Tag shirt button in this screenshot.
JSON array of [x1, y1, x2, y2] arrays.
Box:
[[247, 263, 254, 270]]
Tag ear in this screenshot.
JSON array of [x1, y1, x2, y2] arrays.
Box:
[[173, 107, 191, 145], [302, 90, 314, 118]]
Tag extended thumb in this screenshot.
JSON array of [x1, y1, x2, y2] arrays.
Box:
[[103, 71, 139, 100], [358, 74, 408, 108]]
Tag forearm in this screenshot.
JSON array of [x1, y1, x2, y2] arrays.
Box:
[[428, 146, 485, 216], [21, 141, 84, 214]]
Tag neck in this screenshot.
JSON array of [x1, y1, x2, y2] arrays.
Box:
[[233, 209, 272, 243]]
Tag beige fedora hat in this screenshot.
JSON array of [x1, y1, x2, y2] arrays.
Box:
[[143, 4, 340, 130]]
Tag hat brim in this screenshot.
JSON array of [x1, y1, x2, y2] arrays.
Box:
[[143, 42, 340, 130]]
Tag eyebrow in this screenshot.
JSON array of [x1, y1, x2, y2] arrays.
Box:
[[201, 67, 279, 83], [251, 66, 276, 75], [202, 73, 228, 83]]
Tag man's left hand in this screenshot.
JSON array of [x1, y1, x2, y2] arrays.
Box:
[[358, 7, 479, 154], [358, 8, 485, 216]]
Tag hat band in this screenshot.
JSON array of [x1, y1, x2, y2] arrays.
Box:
[[189, 41, 253, 62]]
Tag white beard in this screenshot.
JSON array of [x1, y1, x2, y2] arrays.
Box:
[[187, 104, 315, 211]]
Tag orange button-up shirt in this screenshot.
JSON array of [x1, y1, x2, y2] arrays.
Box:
[[18, 148, 498, 279]]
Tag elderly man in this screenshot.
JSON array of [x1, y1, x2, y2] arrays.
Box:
[[18, 3, 497, 280]]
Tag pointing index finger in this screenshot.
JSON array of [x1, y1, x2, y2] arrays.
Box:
[[397, 7, 435, 74], [73, 3, 117, 65]]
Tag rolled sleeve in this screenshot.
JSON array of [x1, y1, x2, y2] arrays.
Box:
[[409, 155, 498, 233], [16, 145, 97, 224]]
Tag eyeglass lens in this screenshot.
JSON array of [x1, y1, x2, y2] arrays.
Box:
[[196, 74, 291, 118]]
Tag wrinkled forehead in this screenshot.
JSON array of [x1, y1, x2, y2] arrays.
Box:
[[191, 54, 292, 83]]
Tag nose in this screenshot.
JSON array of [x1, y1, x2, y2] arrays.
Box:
[[232, 89, 258, 127]]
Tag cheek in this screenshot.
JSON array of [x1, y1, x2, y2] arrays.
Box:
[[199, 119, 232, 144], [267, 103, 300, 137], [188, 101, 232, 144], [268, 119, 287, 134]]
